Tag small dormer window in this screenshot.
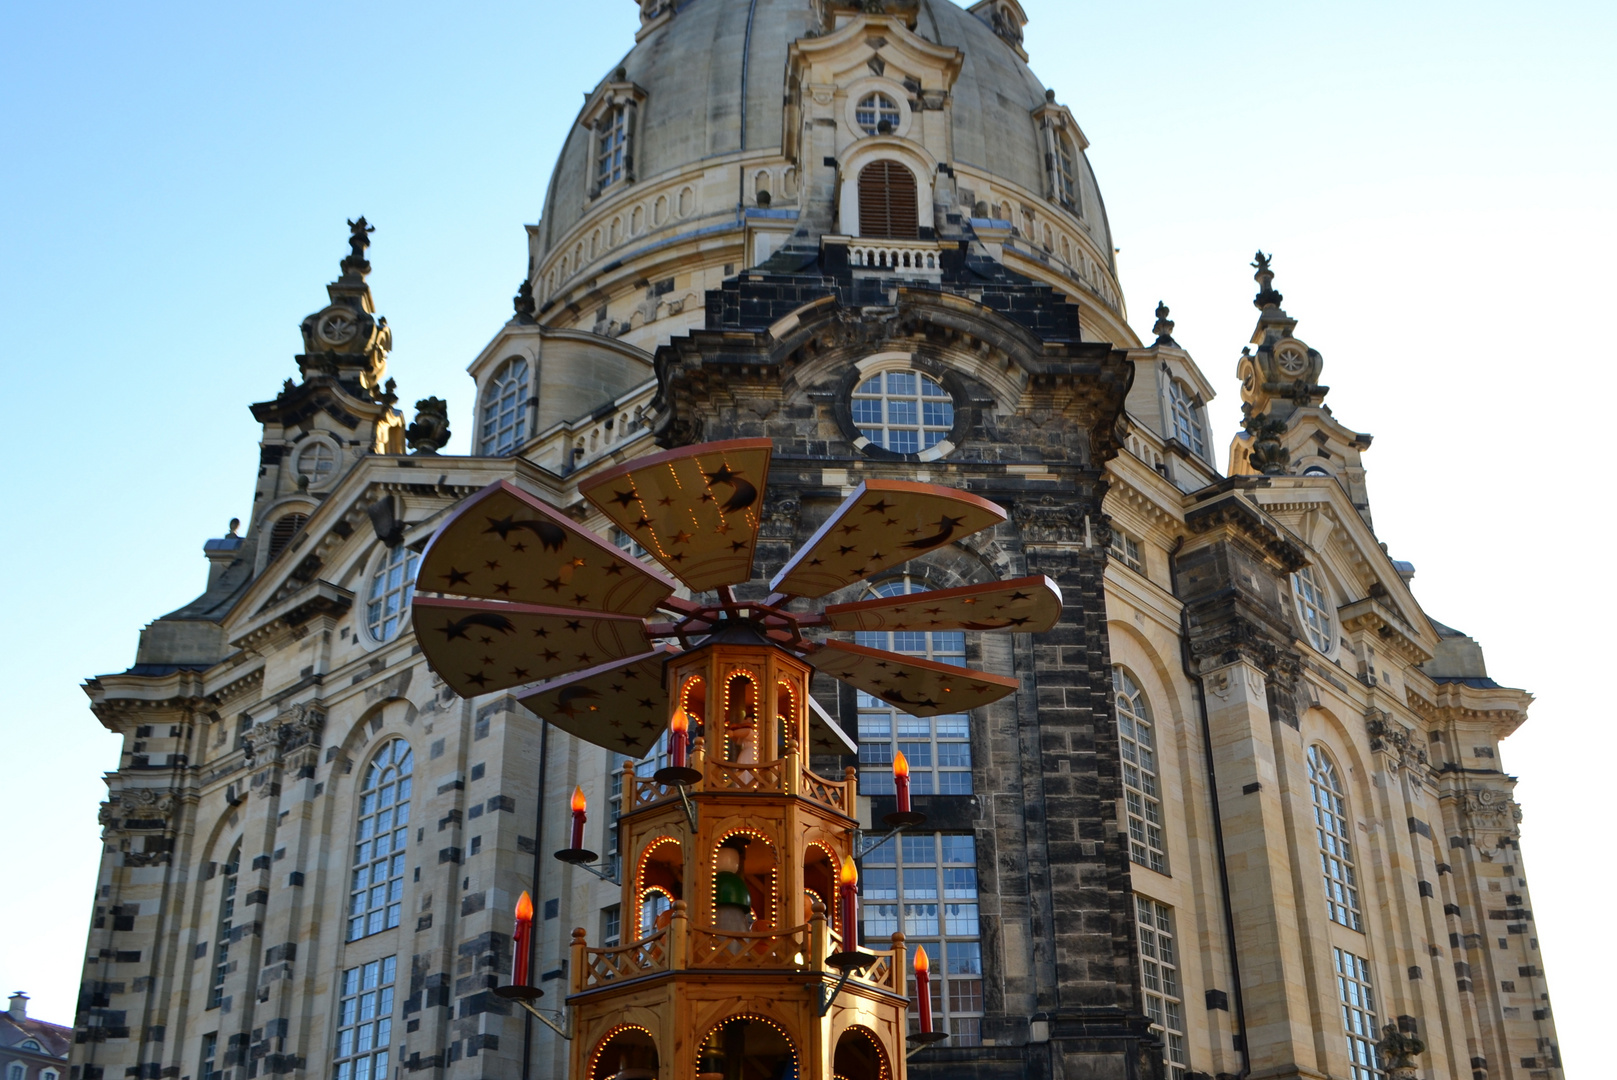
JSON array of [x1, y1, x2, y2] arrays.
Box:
[[1055, 136, 1079, 211], [855, 93, 901, 136], [267, 512, 309, 561], [1168, 380, 1206, 457], [596, 105, 629, 191], [480, 358, 529, 456]]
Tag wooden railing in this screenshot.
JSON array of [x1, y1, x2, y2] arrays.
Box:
[[705, 758, 783, 793], [571, 926, 669, 992], [690, 923, 812, 970], [799, 766, 854, 814]]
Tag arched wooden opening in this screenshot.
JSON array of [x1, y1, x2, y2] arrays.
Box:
[[711, 832, 779, 933], [697, 1016, 796, 1080], [803, 842, 839, 931], [857, 161, 919, 240], [723, 672, 758, 763], [681, 675, 707, 743], [834, 1026, 890, 1080], [775, 680, 798, 758], [588, 1024, 658, 1080], [635, 836, 682, 936]]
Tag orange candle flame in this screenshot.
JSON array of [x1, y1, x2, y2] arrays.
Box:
[[839, 859, 858, 886], [514, 890, 534, 921], [893, 750, 910, 779], [571, 785, 587, 813], [670, 708, 689, 734], [914, 944, 930, 973]]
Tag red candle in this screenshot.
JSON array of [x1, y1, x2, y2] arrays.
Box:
[[512, 891, 534, 986], [914, 945, 933, 1033], [838, 860, 859, 948], [893, 750, 911, 813], [669, 708, 689, 769], [570, 785, 587, 850]]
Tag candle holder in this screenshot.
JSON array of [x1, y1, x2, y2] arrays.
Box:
[[652, 764, 702, 786], [906, 1031, 951, 1048], [554, 846, 601, 865], [492, 984, 544, 1002], [881, 809, 926, 828], [825, 948, 876, 972]]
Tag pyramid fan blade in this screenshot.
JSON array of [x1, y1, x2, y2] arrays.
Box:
[[517, 648, 675, 756], [823, 575, 1063, 634], [417, 480, 675, 616], [806, 696, 859, 756], [579, 438, 773, 593], [809, 641, 1018, 718], [771, 480, 1008, 600], [413, 597, 652, 698]]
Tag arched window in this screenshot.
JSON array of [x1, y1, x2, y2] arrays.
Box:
[[855, 92, 901, 135], [1114, 668, 1166, 874], [856, 161, 919, 240], [366, 545, 419, 644], [349, 740, 414, 941], [1168, 380, 1206, 457], [1308, 746, 1362, 931], [266, 512, 308, 561], [42, 1068, 60, 1080], [208, 841, 240, 1009], [596, 105, 628, 190], [855, 577, 970, 796], [479, 357, 529, 456], [851, 370, 953, 454], [1292, 565, 1334, 654]]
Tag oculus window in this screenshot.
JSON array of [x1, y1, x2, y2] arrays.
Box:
[[852, 370, 953, 455], [855, 92, 901, 136], [1291, 565, 1334, 654]]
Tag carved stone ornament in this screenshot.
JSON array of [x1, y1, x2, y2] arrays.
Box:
[[1242, 405, 1290, 475], [406, 397, 452, 455], [1011, 495, 1088, 545], [1375, 1023, 1426, 1077], [1464, 787, 1522, 834], [242, 703, 327, 766], [317, 310, 360, 347], [1365, 712, 1428, 772]]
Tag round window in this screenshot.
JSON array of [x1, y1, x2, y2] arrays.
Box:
[[294, 440, 338, 488], [855, 92, 902, 136], [851, 370, 954, 454]]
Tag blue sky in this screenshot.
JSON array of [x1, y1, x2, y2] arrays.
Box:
[[2, 1, 1612, 1071]]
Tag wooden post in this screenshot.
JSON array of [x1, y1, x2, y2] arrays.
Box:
[[668, 899, 688, 971], [569, 927, 588, 995]]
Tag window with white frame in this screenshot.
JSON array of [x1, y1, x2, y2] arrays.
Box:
[[856, 578, 970, 796], [333, 955, 396, 1080], [1136, 897, 1188, 1080], [1168, 380, 1206, 457], [861, 834, 983, 1045], [1292, 565, 1333, 654], [479, 357, 529, 455], [366, 545, 419, 644], [596, 106, 628, 191], [208, 842, 240, 1009], [349, 740, 413, 941], [1333, 948, 1379, 1080], [852, 370, 954, 454], [601, 904, 622, 948], [43, 1067, 58, 1080], [1109, 528, 1145, 574], [855, 92, 901, 135], [612, 527, 649, 560], [8, 1064, 26, 1080], [1308, 746, 1361, 931], [1114, 668, 1166, 874]]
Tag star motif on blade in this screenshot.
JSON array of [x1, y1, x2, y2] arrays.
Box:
[[863, 499, 893, 515], [564, 620, 583, 631], [705, 464, 738, 484], [442, 568, 471, 587], [464, 672, 489, 688], [637, 698, 656, 709], [541, 649, 560, 661], [604, 561, 625, 576], [730, 541, 747, 552], [1009, 591, 1031, 601], [511, 541, 527, 553], [657, 496, 675, 507], [484, 560, 501, 571], [838, 545, 857, 556], [611, 490, 637, 507], [672, 531, 693, 544], [493, 581, 514, 595], [532, 627, 550, 638], [510, 667, 530, 680], [543, 577, 564, 592]]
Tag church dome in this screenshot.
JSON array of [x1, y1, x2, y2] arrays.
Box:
[[539, 1, 1111, 259], [521, 0, 1129, 361]]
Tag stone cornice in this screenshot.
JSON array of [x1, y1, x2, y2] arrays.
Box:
[[1338, 598, 1434, 665], [229, 581, 353, 653], [1182, 486, 1307, 573], [1403, 673, 1529, 739], [84, 670, 209, 728]]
